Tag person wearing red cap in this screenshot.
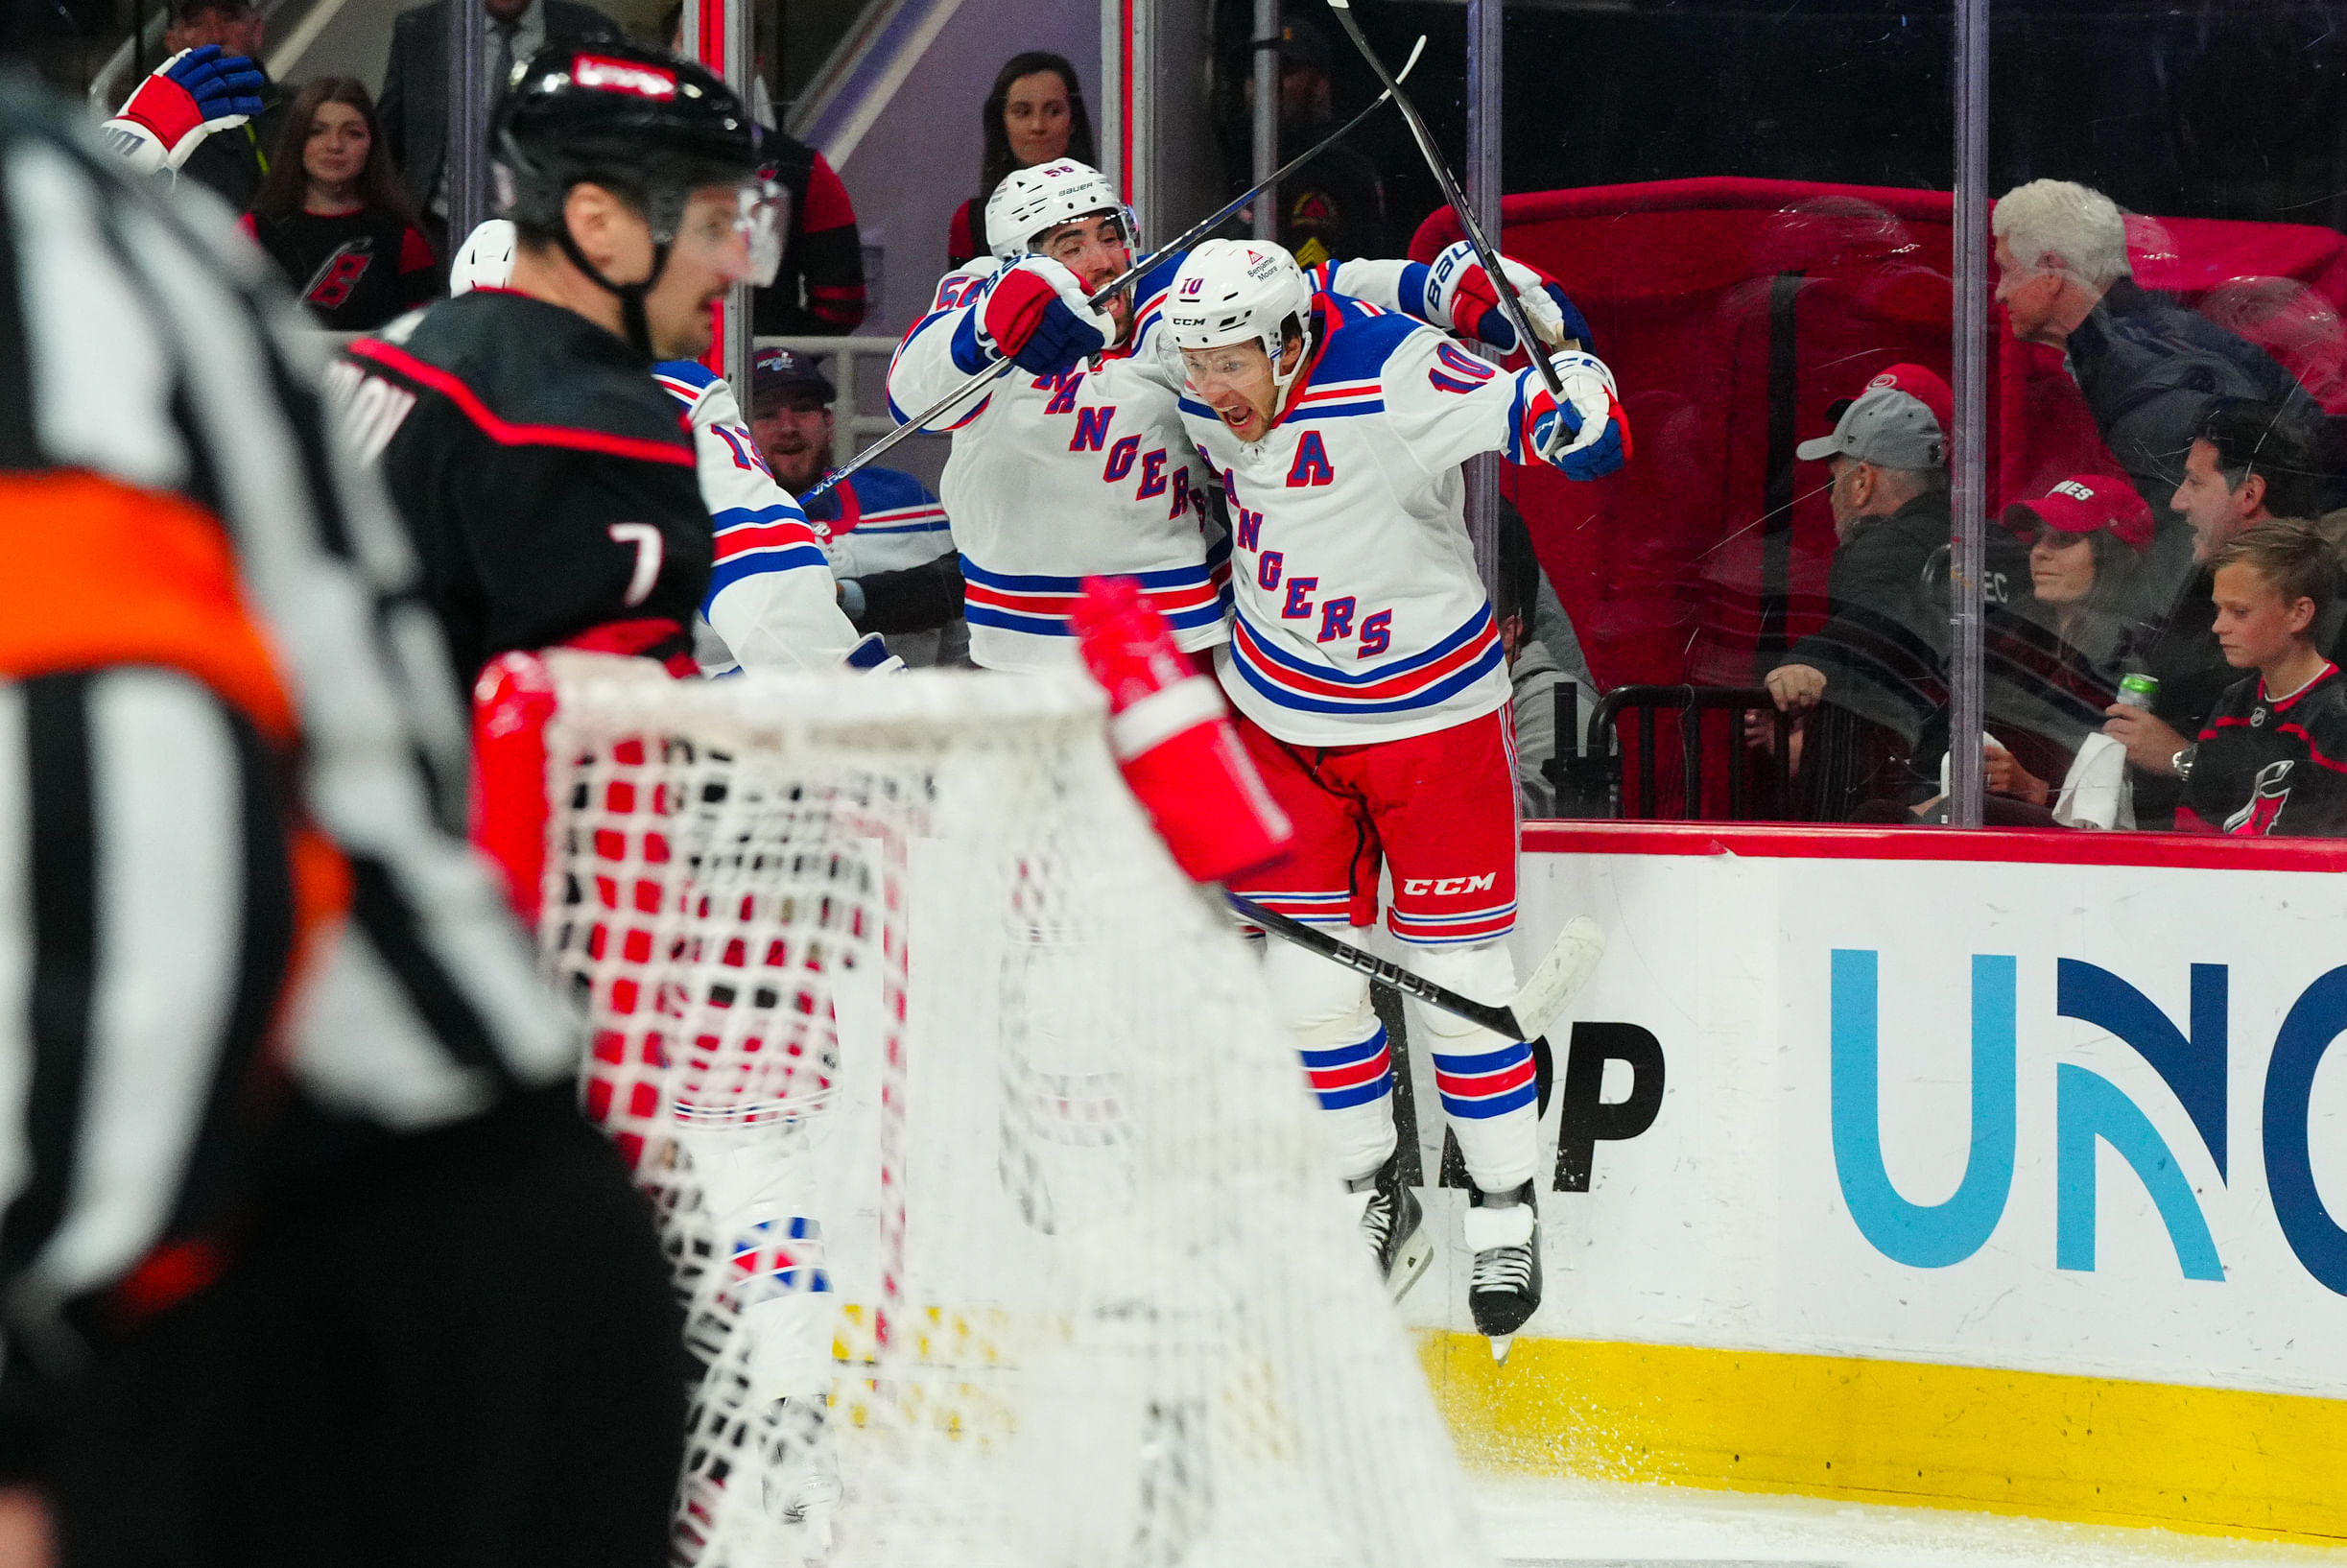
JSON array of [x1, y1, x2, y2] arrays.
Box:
[[1758, 364, 1969, 818], [1978, 474, 2154, 809]]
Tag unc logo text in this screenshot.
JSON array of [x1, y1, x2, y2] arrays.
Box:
[[1829, 949, 2347, 1295]]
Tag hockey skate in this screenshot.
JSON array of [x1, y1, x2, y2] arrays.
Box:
[[1350, 1152, 1434, 1300], [1464, 1182, 1542, 1341]]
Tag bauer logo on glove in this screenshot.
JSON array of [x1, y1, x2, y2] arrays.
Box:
[[101, 45, 266, 175], [1422, 240, 1592, 356]]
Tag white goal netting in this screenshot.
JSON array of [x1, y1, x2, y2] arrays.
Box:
[[505, 650, 1490, 1568]]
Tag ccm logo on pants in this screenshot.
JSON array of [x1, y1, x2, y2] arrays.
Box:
[[1402, 875, 1497, 896]]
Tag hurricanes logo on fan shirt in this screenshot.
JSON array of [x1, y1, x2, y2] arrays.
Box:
[[302, 240, 374, 310], [2223, 758, 2295, 835]]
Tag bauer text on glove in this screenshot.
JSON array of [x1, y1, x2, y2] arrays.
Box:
[[976, 256, 1113, 375], [1422, 241, 1592, 355], [101, 46, 266, 175]]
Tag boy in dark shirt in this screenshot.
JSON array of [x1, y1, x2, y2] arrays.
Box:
[[2177, 519, 2347, 837]]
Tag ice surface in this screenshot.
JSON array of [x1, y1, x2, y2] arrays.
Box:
[[1474, 1476, 2339, 1568]]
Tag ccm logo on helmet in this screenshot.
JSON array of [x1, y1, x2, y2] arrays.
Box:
[[572, 55, 678, 99]]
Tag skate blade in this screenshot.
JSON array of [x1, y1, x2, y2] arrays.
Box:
[[1387, 1227, 1435, 1302], [1487, 1334, 1513, 1365]]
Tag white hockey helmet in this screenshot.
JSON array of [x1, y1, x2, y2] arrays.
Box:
[[984, 158, 1137, 259], [449, 218, 518, 296], [1164, 238, 1315, 387]]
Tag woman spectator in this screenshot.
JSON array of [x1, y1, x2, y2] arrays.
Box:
[[1980, 474, 2154, 808], [946, 51, 1098, 270], [240, 78, 436, 332]]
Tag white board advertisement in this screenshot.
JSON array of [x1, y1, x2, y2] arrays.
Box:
[[1450, 837, 2347, 1399]]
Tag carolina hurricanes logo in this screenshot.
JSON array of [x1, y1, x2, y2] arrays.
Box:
[[303, 240, 373, 309], [572, 55, 676, 98], [2224, 758, 2295, 835], [1868, 370, 1901, 391], [2051, 479, 2098, 501]]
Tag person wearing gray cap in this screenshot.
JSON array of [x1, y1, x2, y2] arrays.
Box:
[[1754, 365, 1959, 819]]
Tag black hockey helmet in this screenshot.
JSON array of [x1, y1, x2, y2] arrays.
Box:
[[493, 41, 775, 352]]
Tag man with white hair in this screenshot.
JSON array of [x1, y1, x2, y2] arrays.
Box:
[[1993, 178, 2333, 612]]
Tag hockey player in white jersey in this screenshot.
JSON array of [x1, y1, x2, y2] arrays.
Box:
[[1163, 238, 1626, 1339], [448, 219, 889, 677], [885, 157, 1589, 672]]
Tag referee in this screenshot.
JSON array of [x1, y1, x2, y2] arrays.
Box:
[[0, 70, 682, 1568]]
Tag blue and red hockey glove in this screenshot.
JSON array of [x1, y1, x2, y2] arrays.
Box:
[[1521, 353, 1630, 482], [977, 256, 1113, 375], [102, 46, 267, 175]]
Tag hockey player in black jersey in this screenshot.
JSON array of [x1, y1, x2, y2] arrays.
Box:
[[330, 40, 783, 695]]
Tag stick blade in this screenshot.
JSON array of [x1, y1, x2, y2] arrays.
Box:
[[1508, 915, 1605, 1041]]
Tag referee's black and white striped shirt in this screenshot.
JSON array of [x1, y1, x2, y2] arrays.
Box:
[[0, 76, 576, 1414]]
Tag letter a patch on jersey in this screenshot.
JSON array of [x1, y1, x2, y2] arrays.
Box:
[[1287, 430, 1335, 487]]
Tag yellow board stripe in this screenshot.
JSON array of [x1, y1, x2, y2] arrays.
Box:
[[1416, 1333, 2347, 1546]]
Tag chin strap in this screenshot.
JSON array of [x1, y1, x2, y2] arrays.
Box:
[[555, 224, 675, 358]]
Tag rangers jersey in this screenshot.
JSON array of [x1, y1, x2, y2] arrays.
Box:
[[1173, 292, 1576, 746], [799, 464, 955, 581], [889, 252, 1227, 670], [652, 360, 874, 674], [887, 254, 1465, 671]]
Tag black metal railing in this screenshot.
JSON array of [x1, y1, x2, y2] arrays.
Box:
[[1546, 684, 1793, 820]]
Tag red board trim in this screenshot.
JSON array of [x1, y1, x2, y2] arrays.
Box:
[[1519, 819, 2347, 873]]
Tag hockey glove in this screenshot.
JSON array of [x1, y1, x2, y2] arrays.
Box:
[[1072, 576, 1292, 885], [1521, 353, 1630, 482], [101, 46, 266, 175], [977, 256, 1112, 375], [1423, 241, 1591, 355]]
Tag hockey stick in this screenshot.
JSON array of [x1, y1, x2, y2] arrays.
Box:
[[801, 34, 1428, 505], [1322, 0, 1566, 399], [1229, 892, 1604, 1042]]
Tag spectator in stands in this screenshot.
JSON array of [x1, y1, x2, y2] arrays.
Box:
[[2175, 519, 2347, 835], [379, 0, 614, 251], [748, 347, 966, 666], [1975, 474, 2154, 811], [1239, 14, 1387, 265], [153, 0, 284, 210], [240, 79, 439, 331], [946, 51, 1097, 270], [2106, 400, 2337, 824], [1756, 365, 1955, 820], [662, 6, 867, 335], [1992, 178, 2334, 614]]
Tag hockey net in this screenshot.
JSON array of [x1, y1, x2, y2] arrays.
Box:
[[479, 650, 1491, 1568]]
